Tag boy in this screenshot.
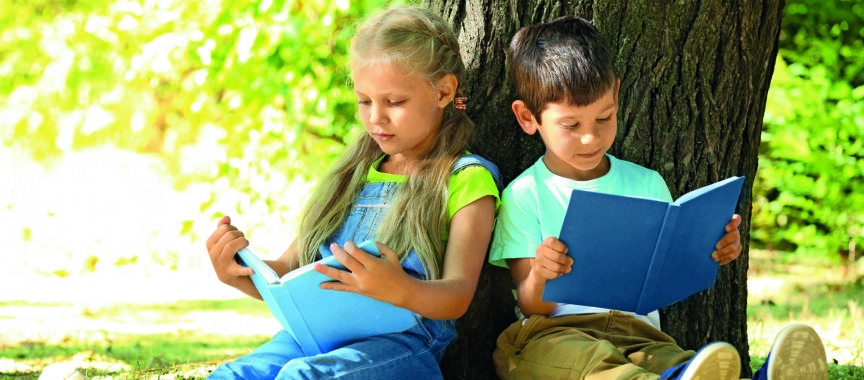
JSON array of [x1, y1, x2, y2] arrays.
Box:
[[489, 16, 827, 380]]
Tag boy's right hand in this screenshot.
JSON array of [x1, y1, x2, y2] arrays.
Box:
[[531, 236, 572, 280], [205, 216, 254, 285]]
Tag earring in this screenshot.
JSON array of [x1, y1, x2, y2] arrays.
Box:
[[455, 97, 467, 110]]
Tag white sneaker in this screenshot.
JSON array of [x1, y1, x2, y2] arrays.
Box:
[[758, 323, 827, 380], [678, 341, 741, 380]]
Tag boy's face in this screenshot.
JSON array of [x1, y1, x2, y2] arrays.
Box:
[[512, 82, 619, 181]]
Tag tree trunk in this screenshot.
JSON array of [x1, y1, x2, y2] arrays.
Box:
[[425, 1, 784, 378]]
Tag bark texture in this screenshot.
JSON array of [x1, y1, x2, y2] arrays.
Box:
[[424, 0, 784, 379]]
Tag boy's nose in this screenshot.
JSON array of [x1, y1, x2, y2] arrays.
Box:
[[580, 133, 596, 145]]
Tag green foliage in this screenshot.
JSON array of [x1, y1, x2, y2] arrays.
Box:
[[754, 0, 864, 258], [0, 0, 402, 218]]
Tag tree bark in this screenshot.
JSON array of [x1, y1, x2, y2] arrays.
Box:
[[425, 1, 784, 379]]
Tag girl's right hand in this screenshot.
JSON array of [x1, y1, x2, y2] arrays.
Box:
[[205, 215, 254, 285], [531, 236, 572, 280]]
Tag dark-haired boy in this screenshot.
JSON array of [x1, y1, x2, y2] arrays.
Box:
[[489, 16, 827, 380]]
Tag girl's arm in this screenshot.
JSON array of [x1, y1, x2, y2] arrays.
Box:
[[206, 216, 301, 301], [318, 195, 496, 320]]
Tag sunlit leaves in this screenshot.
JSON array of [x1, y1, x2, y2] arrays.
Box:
[[755, 0, 864, 258]]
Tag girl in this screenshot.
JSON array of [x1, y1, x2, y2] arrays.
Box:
[[205, 6, 500, 379]]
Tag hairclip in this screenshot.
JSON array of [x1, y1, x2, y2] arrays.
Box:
[[454, 97, 467, 110]]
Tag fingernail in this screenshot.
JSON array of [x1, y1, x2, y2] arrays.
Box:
[[711, 252, 719, 261]]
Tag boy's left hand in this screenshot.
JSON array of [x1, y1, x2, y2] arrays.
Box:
[[712, 214, 742, 265]]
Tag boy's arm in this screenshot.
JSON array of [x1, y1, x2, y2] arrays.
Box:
[[507, 237, 572, 317]]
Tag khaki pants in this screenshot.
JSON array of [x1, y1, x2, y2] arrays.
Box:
[[493, 311, 695, 380]]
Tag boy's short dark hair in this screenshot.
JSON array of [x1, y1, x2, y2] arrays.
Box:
[[508, 16, 617, 121]]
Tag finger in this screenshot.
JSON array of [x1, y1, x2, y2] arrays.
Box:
[[539, 260, 570, 275], [715, 229, 740, 250], [314, 263, 353, 283], [543, 236, 568, 253], [219, 215, 231, 226], [211, 230, 246, 260], [537, 246, 572, 268], [227, 261, 255, 276], [536, 266, 563, 280], [319, 279, 357, 293], [343, 241, 381, 266], [374, 241, 399, 262], [330, 243, 364, 272], [206, 223, 239, 250], [726, 214, 742, 231]]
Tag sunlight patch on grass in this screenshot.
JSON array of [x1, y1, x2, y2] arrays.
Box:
[[748, 249, 864, 368]]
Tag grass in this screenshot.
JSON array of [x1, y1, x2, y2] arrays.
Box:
[[0, 299, 273, 379], [746, 249, 864, 379]]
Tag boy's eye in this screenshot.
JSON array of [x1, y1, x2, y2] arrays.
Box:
[[597, 116, 612, 123], [562, 123, 578, 129]]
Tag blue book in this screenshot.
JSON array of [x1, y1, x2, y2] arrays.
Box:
[[235, 240, 418, 355], [541, 176, 745, 315]]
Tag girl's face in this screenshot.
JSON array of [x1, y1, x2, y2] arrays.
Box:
[[353, 62, 451, 167]]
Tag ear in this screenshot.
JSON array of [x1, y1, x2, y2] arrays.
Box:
[[435, 74, 458, 108], [512, 100, 539, 135], [614, 78, 621, 101]]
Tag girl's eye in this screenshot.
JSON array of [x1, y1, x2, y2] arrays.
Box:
[[358, 99, 371, 105], [389, 99, 405, 106]]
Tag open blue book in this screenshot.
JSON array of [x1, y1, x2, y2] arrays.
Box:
[[541, 176, 745, 315], [235, 240, 418, 355]]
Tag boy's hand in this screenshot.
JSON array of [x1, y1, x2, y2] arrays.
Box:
[[712, 214, 742, 265], [205, 216, 254, 284], [531, 237, 572, 280]]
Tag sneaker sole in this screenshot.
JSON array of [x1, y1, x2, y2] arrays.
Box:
[[680, 342, 741, 380], [766, 323, 827, 380]]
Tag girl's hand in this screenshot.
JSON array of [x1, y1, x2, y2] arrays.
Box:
[[712, 214, 742, 265], [205, 216, 254, 285], [315, 241, 412, 306], [531, 236, 572, 280]]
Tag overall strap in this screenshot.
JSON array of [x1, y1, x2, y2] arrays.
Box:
[[451, 154, 503, 192]]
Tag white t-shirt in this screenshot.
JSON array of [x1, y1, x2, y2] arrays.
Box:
[[489, 154, 672, 329]]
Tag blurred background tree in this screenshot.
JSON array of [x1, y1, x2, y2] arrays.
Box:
[[0, 0, 861, 272], [754, 0, 864, 266]]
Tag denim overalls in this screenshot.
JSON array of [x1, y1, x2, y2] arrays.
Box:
[[209, 155, 501, 380]]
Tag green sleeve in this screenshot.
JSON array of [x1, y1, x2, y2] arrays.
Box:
[[447, 165, 500, 220]]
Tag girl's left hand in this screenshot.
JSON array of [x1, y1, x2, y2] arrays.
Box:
[[315, 241, 412, 306], [712, 214, 742, 265]]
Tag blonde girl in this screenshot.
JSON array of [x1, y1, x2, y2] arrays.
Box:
[[205, 6, 500, 379]]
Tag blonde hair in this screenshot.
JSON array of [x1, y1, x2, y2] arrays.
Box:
[[293, 6, 475, 280]]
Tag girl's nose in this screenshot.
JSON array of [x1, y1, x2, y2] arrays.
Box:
[[369, 103, 386, 125]]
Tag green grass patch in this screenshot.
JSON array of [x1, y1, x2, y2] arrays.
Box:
[[1, 330, 269, 379]]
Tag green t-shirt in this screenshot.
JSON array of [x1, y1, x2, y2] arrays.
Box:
[[367, 154, 500, 222]]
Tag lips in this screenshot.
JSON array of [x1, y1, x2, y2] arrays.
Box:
[[373, 132, 394, 141], [578, 150, 601, 158]]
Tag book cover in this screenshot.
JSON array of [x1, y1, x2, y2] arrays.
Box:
[[235, 240, 419, 355], [541, 176, 745, 315]]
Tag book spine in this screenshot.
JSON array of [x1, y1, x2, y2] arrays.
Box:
[[635, 205, 680, 314], [285, 290, 324, 356]]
